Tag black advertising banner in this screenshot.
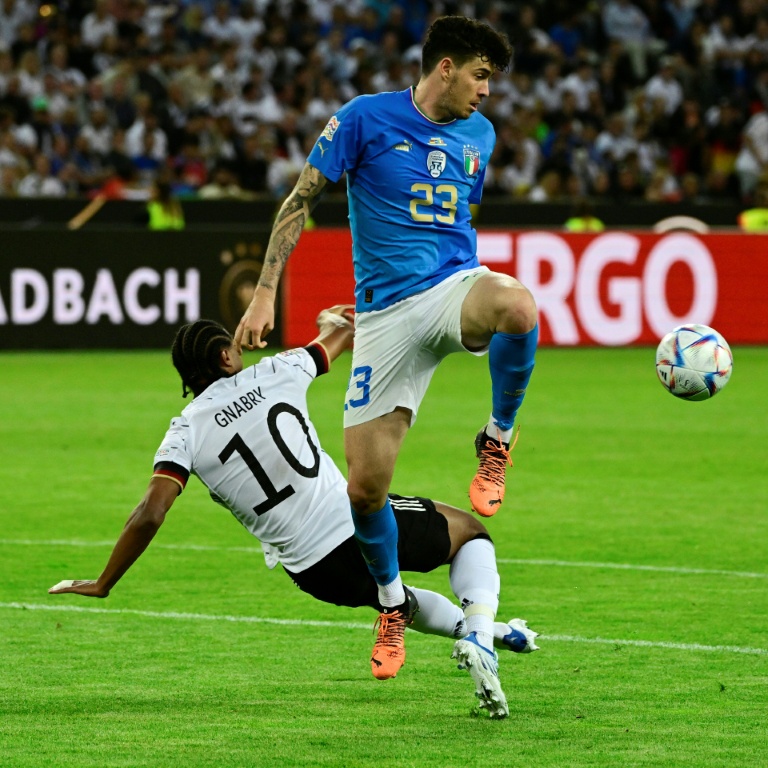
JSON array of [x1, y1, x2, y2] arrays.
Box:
[[0, 230, 281, 349]]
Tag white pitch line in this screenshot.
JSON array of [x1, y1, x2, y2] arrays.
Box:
[[2, 602, 767, 657], [2, 538, 766, 580], [0, 538, 259, 553], [496, 558, 768, 580]]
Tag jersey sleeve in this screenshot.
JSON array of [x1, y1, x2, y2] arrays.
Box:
[[273, 345, 329, 380], [468, 166, 487, 205], [153, 416, 193, 493], [469, 119, 495, 204], [306, 97, 365, 183]]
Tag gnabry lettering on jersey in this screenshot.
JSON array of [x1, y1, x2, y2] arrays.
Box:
[[214, 387, 266, 427]]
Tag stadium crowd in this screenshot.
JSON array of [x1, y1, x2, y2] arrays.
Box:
[[0, 0, 767, 205]]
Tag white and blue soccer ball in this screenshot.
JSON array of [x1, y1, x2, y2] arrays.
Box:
[[655, 324, 733, 401]]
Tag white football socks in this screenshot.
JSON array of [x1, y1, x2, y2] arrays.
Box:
[[407, 587, 465, 638], [377, 575, 405, 610], [486, 414, 513, 445], [449, 538, 500, 651]]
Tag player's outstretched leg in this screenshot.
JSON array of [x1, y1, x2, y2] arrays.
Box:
[[370, 586, 419, 680], [452, 632, 509, 719], [495, 617, 540, 653]]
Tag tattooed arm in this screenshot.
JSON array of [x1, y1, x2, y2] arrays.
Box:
[[235, 163, 328, 350]]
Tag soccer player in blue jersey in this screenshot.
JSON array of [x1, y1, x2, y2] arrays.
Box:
[[236, 16, 539, 682]]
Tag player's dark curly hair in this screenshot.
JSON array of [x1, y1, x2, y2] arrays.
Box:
[[171, 319, 233, 398], [421, 16, 513, 74]]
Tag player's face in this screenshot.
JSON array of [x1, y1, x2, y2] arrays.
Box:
[[223, 341, 244, 375], [443, 57, 493, 119]]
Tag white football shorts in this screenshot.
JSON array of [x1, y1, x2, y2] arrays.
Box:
[[343, 266, 490, 428]]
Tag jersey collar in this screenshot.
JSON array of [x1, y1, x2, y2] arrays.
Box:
[[409, 86, 457, 125]]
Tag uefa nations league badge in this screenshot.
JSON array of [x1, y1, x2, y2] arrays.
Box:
[[463, 145, 480, 176], [427, 150, 447, 178]]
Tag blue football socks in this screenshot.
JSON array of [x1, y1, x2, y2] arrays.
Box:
[[488, 324, 538, 433], [351, 498, 399, 587]]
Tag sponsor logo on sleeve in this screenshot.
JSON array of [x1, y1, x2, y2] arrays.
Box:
[[321, 115, 340, 141]]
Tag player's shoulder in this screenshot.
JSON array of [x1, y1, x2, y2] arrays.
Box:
[[467, 110, 495, 137], [342, 88, 409, 117]]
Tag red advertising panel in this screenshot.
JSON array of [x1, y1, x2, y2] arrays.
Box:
[[283, 229, 768, 347]]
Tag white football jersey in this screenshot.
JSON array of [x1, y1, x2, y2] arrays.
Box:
[[153, 346, 354, 572]]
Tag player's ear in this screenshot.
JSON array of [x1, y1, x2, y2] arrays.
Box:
[[219, 342, 242, 375], [438, 56, 453, 80], [219, 345, 234, 372]]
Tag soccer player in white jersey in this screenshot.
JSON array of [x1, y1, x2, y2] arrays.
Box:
[[48, 306, 539, 719], [234, 16, 539, 680]]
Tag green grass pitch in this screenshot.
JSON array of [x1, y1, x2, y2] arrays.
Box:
[[1, 346, 766, 767]]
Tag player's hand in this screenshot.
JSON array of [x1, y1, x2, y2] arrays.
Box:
[[316, 304, 355, 330], [48, 579, 109, 598], [235, 291, 275, 350]]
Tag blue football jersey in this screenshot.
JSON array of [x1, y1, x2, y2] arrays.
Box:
[[307, 87, 495, 312]]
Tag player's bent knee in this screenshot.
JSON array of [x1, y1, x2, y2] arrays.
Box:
[[498, 285, 537, 335], [347, 482, 388, 516], [441, 505, 493, 559]]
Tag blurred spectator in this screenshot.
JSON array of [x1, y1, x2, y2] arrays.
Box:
[[202, 1, 239, 47], [236, 129, 269, 191], [0, 163, 20, 195], [529, 169, 562, 201], [46, 43, 88, 93], [595, 112, 636, 168], [497, 144, 539, 197], [644, 157, 682, 201], [0, 74, 31, 124], [737, 180, 768, 230], [131, 48, 167, 108], [17, 152, 66, 196], [81, 0, 118, 50], [231, 2, 264, 59], [564, 199, 605, 231], [706, 97, 746, 198], [315, 27, 357, 84], [171, 133, 208, 191], [645, 56, 684, 115], [735, 108, 768, 200], [548, 12, 583, 64], [145, 177, 185, 229], [0, 0, 36, 49], [602, 0, 665, 80], [305, 76, 342, 124], [510, 4, 559, 75], [562, 60, 599, 112], [703, 13, 749, 94], [104, 75, 137, 130], [210, 43, 247, 97], [230, 72, 283, 134], [126, 102, 168, 160], [534, 61, 565, 115], [612, 153, 646, 200], [174, 46, 215, 107], [17, 49, 43, 100], [198, 164, 255, 199], [79, 102, 114, 158]]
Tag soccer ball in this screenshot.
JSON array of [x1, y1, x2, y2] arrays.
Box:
[[655, 324, 733, 401]]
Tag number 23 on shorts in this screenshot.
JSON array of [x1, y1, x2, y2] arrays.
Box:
[[345, 365, 372, 410]]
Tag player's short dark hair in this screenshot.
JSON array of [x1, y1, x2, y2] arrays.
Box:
[[421, 16, 513, 74], [171, 319, 232, 398]]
